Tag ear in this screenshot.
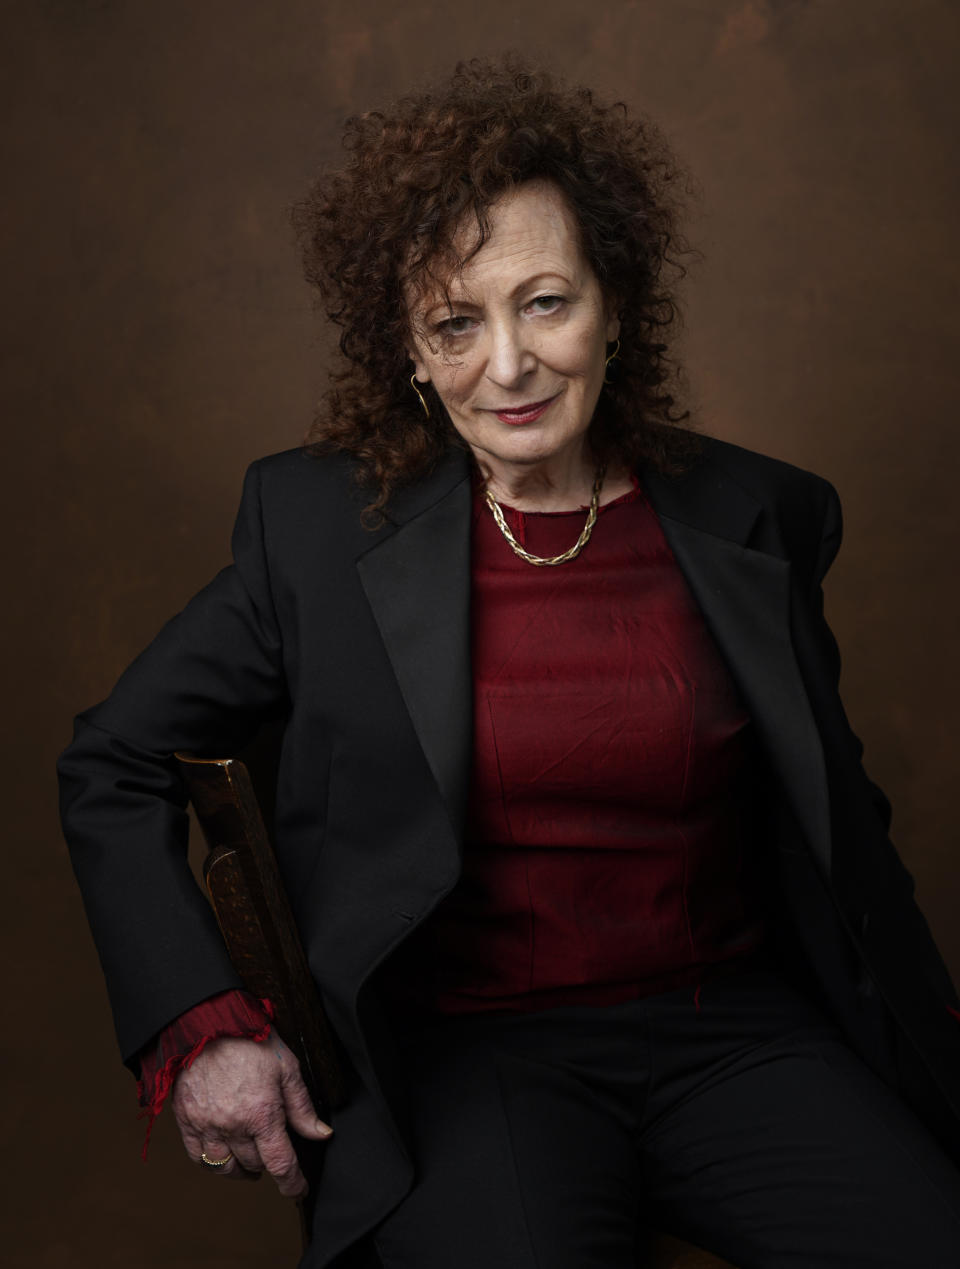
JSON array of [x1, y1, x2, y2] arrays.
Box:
[[602, 292, 621, 344], [604, 305, 621, 345], [405, 343, 431, 386]]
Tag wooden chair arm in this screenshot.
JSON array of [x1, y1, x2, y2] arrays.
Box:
[[176, 751, 344, 1115]]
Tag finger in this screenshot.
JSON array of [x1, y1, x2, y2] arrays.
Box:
[[275, 1043, 334, 1141], [225, 1167, 262, 1183], [225, 1135, 265, 1177], [252, 1122, 308, 1199], [218, 1157, 263, 1184], [199, 1139, 238, 1177], [179, 1124, 204, 1163]]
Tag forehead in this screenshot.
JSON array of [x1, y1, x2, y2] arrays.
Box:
[[419, 181, 590, 307]]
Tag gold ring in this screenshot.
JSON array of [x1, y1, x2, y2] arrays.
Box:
[[200, 1150, 234, 1169]]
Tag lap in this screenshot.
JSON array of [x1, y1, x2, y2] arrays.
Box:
[[640, 971, 960, 1265], [373, 1009, 645, 1267], [371, 970, 960, 1268]]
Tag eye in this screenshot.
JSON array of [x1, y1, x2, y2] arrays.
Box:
[[434, 314, 477, 337], [527, 295, 565, 315]]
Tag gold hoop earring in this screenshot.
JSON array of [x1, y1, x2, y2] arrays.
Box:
[[603, 338, 621, 386], [410, 373, 430, 419]]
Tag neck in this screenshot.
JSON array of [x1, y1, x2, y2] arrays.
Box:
[[477, 445, 599, 512], [476, 448, 635, 512]]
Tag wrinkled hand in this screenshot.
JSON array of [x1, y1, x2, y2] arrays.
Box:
[[171, 1033, 333, 1198]]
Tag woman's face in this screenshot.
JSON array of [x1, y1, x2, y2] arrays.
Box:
[[406, 180, 620, 482]]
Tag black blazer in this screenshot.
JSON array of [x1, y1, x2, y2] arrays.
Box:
[[58, 436, 960, 1267]]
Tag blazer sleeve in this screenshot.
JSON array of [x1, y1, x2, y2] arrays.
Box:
[[808, 481, 893, 833], [57, 461, 288, 1065], [807, 480, 959, 1008]]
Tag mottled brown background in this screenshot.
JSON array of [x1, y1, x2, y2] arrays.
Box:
[[3, 0, 958, 1264]]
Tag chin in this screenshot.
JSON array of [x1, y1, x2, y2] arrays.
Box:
[[493, 415, 576, 447], [502, 430, 585, 464], [486, 441, 564, 470]]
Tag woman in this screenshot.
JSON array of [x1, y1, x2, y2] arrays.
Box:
[[59, 57, 960, 1267]]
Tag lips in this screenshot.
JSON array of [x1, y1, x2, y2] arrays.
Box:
[[492, 395, 558, 425]]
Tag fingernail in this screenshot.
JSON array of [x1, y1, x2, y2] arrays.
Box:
[[316, 1120, 333, 1137]]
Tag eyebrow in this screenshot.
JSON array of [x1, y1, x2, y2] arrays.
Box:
[[506, 272, 574, 298], [423, 272, 575, 316]]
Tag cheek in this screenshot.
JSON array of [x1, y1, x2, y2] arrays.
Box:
[[544, 325, 606, 381], [435, 367, 467, 404], [437, 355, 482, 403]]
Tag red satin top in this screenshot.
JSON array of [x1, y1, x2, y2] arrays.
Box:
[[379, 477, 772, 1015]]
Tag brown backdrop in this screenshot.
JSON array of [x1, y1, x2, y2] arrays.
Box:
[[4, 1, 959, 1263]]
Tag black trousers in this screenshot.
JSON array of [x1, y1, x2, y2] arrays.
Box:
[[367, 965, 960, 1267]]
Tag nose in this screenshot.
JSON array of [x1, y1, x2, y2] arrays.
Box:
[[484, 318, 536, 389]]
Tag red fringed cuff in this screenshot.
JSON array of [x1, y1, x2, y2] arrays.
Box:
[[136, 989, 274, 1160]]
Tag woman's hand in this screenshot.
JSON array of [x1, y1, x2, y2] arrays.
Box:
[[171, 1033, 333, 1198]]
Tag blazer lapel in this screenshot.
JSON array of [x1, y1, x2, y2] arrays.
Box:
[[356, 450, 473, 845], [642, 462, 833, 880]]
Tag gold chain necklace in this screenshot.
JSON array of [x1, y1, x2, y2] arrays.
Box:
[[483, 464, 607, 567]]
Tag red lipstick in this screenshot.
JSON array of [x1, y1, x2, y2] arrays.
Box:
[[492, 395, 558, 425]]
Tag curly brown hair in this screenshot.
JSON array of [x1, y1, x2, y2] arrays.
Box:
[[291, 55, 698, 514]]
